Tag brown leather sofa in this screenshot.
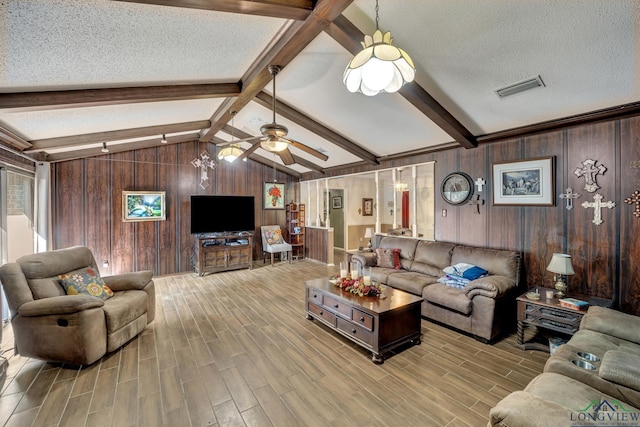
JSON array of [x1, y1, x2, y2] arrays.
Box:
[[489, 306, 640, 426], [351, 236, 521, 341], [0, 246, 155, 366]]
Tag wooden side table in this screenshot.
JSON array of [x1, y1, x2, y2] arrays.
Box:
[[516, 287, 588, 351]]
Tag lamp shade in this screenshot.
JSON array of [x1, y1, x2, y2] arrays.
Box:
[[364, 227, 374, 238], [217, 145, 245, 162], [260, 137, 288, 152], [546, 253, 575, 275], [343, 29, 415, 96]]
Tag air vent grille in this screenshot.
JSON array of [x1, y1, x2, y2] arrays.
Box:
[[496, 76, 545, 98]]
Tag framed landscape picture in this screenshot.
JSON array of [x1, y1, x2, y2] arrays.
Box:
[[122, 191, 166, 222], [492, 157, 555, 206], [264, 182, 285, 209]]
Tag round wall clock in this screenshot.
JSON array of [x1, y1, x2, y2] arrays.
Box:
[[441, 172, 474, 205]]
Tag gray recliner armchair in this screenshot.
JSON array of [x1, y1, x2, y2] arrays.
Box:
[[0, 246, 155, 366]]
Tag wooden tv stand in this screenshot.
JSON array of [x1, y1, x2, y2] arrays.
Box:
[[194, 233, 253, 276]]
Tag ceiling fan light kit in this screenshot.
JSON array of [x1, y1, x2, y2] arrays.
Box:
[[215, 65, 328, 166], [260, 137, 288, 152], [343, 1, 415, 96], [218, 145, 245, 162]]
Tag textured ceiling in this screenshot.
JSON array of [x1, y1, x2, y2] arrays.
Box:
[[0, 0, 638, 174]]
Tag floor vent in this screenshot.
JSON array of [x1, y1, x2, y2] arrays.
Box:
[[496, 75, 545, 98]]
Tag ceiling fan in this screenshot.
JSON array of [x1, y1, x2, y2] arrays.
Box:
[[218, 65, 329, 166]]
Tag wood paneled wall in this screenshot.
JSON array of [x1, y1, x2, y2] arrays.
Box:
[[468, 119, 638, 312], [302, 116, 640, 316], [51, 141, 297, 276]]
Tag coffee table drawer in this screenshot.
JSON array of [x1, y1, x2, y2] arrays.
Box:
[[308, 302, 336, 326], [307, 288, 323, 305], [336, 318, 374, 346], [352, 308, 373, 331], [323, 295, 352, 318]]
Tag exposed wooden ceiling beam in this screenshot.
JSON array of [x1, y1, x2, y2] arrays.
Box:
[[327, 15, 478, 149], [0, 83, 241, 110], [45, 133, 200, 162], [254, 91, 378, 165], [245, 153, 301, 178], [291, 154, 325, 173], [114, 0, 313, 20], [200, 0, 356, 142], [0, 125, 32, 150], [27, 120, 211, 152]]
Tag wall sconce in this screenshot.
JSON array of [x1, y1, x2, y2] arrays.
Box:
[[546, 253, 575, 297]]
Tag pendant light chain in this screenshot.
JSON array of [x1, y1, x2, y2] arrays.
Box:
[[375, 0, 379, 30]]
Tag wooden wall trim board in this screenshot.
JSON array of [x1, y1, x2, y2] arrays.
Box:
[[50, 115, 640, 316]]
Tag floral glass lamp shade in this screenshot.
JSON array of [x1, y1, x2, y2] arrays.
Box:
[[546, 253, 575, 298], [364, 227, 374, 250], [342, 0, 415, 96]]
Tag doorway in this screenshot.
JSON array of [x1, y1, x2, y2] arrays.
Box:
[[328, 188, 344, 249]]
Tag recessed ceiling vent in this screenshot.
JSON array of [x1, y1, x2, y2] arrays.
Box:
[[495, 75, 545, 98]]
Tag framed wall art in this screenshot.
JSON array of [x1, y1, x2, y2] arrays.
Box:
[[122, 191, 166, 222], [492, 157, 555, 206], [332, 196, 342, 209], [362, 198, 373, 216], [264, 182, 285, 210]]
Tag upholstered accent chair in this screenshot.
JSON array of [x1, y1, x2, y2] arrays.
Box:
[[260, 225, 292, 266], [0, 246, 155, 366]]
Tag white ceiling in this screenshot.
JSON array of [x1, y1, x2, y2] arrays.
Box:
[[1, 0, 638, 174]]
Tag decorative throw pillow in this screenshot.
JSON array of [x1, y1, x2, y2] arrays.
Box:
[[59, 267, 114, 300], [392, 248, 402, 269], [375, 248, 395, 269], [265, 228, 284, 245], [443, 263, 488, 280]]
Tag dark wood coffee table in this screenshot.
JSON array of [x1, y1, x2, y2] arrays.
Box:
[[305, 277, 423, 364]]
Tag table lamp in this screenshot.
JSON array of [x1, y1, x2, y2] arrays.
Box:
[[364, 227, 374, 251], [546, 253, 575, 298]]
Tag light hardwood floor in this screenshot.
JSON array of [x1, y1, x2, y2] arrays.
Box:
[[0, 260, 549, 427]]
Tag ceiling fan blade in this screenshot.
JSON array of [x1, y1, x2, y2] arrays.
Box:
[[277, 148, 295, 165], [235, 141, 261, 162], [286, 138, 329, 161], [217, 136, 261, 147]]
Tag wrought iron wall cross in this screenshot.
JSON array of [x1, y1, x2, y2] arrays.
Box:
[[559, 187, 580, 210]]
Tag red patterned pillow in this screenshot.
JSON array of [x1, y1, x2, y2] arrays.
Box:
[[375, 248, 395, 268], [392, 248, 401, 269]]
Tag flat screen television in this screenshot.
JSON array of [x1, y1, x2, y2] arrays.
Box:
[[190, 195, 255, 234]]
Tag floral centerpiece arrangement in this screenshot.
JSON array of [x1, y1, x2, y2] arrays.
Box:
[[332, 276, 384, 297]]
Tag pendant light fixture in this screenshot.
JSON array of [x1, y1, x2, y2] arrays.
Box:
[[343, 0, 415, 96], [101, 142, 109, 153], [160, 134, 167, 144], [218, 111, 247, 163]]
